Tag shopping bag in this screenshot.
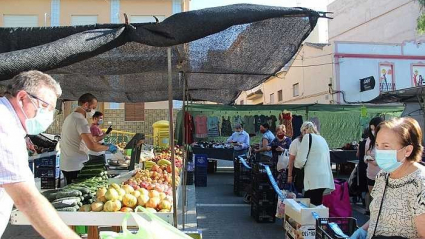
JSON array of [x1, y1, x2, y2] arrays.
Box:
[[277, 149, 289, 171], [275, 187, 297, 218], [322, 179, 352, 217], [100, 206, 192, 239]]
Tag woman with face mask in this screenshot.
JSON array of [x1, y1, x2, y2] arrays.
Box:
[[350, 117, 425, 239], [364, 117, 384, 215], [267, 124, 292, 188]]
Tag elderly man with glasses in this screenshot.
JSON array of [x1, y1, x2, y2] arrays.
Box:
[[0, 71, 79, 238]]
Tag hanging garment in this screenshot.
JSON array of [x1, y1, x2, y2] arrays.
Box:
[[259, 115, 268, 125], [309, 117, 321, 132], [184, 112, 194, 144], [243, 115, 256, 135], [233, 115, 244, 128], [269, 115, 277, 133], [207, 116, 220, 137], [194, 115, 208, 139], [221, 116, 233, 137], [291, 115, 303, 139], [279, 112, 293, 138], [254, 115, 261, 133]]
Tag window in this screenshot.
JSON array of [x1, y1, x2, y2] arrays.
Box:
[[240, 100, 244, 105], [293, 83, 299, 97], [71, 15, 98, 26], [278, 90, 283, 102], [3, 15, 38, 27], [270, 93, 275, 104], [107, 102, 123, 109], [125, 103, 145, 121], [130, 15, 166, 23]]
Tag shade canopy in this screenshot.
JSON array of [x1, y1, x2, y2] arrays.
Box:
[[0, 4, 321, 104]]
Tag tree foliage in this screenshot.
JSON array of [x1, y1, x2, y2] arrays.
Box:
[[418, 0, 425, 34]]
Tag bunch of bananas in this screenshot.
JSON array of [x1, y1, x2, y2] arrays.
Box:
[[144, 161, 157, 170], [158, 159, 171, 167]]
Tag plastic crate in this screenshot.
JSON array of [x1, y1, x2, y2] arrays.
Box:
[[252, 190, 277, 203], [250, 202, 276, 223], [207, 160, 217, 173], [195, 176, 207, 187], [194, 154, 208, 168], [186, 171, 194, 185], [252, 172, 271, 184], [252, 181, 274, 191], [41, 177, 60, 189], [315, 217, 357, 239], [38, 167, 61, 178]]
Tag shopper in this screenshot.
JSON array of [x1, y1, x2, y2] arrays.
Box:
[[350, 117, 425, 239], [267, 124, 292, 188], [227, 124, 250, 160], [60, 93, 117, 184], [0, 71, 79, 238], [293, 121, 335, 205], [287, 127, 305, 187], [255, 123, 275, 161], [364, 117, 384, 215], [88, 111, 113, 163]]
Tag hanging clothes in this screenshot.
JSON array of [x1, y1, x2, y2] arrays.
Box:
[[233, 115, 244, 128], [243, 115, 255, 135], [221, 116, 233, 137], [194, 115, 208, 139], [309, 117, 321, 132], [269, 115, 277, 133], [254, 115, 261, 133], [207, 116, 220, 137], [291, 115, 303, 140], [184, 112, 194, 144], [279, 112, 293, 138]]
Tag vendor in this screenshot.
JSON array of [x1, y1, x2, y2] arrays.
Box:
[[60, 93, 117, 184], [255, 123, 275, 161], [226, 124, 250, 160], [88, 111, 113, 163]]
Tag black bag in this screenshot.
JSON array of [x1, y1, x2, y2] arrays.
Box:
[[371, 175, 408, 239], [293, 134, 312, 193]]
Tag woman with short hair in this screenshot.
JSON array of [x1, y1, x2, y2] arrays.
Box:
[[350, 117, 425, 239]]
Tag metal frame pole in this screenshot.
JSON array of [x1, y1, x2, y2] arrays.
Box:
[[180, 71, 187, 230], [167, 47, 178, 228]]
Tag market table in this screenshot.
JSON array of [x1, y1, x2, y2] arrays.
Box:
[[329, 149, 358, 176], [11, 170, 181, 239], [192, 147, 234, 161]]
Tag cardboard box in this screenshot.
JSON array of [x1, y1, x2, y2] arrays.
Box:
[[284, 198, 329, 225], [284, 218, 316, 239]]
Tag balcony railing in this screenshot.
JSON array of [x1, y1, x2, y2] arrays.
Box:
[[379, 82, 395, 92]]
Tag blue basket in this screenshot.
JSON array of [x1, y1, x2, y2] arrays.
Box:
[[194, 154, 208, 168], [38, 167, 61, 179]]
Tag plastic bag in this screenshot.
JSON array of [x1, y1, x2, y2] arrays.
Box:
[[100, 206, 192, 239], [275, 187, 297, 218], [277, 149, 289, 171]]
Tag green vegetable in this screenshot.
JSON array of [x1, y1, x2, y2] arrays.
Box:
[[56, 206, 79, 212], [54, 190, 82, 199]]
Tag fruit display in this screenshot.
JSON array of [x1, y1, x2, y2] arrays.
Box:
[[83, 183, 173, 213]]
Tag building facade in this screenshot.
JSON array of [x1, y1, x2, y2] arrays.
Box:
[[1, 0, 188, 142]]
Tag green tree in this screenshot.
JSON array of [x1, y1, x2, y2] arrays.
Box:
[[418, 0, 425, 34]]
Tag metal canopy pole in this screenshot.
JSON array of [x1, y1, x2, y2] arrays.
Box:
[[168, 47, 178, 228], [180, 72, 187, 230]]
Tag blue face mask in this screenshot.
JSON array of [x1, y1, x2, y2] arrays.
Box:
[[98, 119, 104, 125], [375, 148, 405, 173], [21, 97, 54, 135]]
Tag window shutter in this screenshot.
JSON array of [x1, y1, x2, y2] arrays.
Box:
[[125, 103, 145, 121]]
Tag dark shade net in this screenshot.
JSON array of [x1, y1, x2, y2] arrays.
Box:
[[0, 4, 319, 104]]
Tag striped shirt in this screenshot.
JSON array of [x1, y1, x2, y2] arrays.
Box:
[[0, 97, 34, 235]]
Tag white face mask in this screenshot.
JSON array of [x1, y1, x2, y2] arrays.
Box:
[[371, 130, 375, 136], [87, 109, 95, 118], [21, 96, 54, 135]]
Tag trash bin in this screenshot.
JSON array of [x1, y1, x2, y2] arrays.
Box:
[[152, 120, 170, 148]]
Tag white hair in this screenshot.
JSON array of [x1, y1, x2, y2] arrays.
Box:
[[7, 70, 62, 97]]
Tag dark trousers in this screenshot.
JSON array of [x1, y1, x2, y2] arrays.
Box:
[[62, 170, 79, 185], [304, 188, 326, 206]]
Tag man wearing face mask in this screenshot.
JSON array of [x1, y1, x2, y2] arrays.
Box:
[[88, 111, 112, 163], [227, 124, 250, 160], [0, 71, 79, 238], [60, 93, 117, 184]]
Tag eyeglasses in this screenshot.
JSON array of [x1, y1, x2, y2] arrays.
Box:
[[27, 93, 55, 111]]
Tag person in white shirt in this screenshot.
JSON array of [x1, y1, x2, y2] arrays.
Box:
[[0, 71, 79, 238], [292, 121, 335, 205], [60, 93, 117, 184]]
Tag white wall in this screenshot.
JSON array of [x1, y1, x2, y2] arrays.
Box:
[[336, 41, 425, 103]]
